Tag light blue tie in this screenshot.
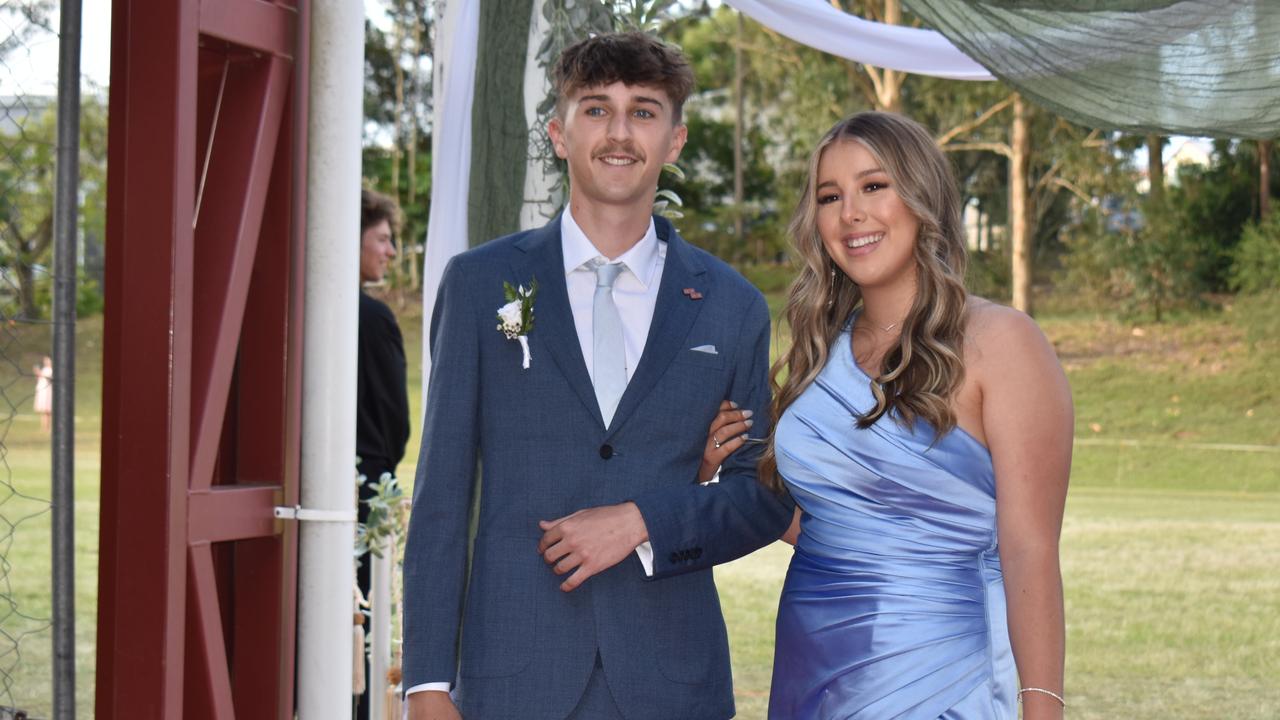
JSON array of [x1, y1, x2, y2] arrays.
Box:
[[592, 259, 627, 427]]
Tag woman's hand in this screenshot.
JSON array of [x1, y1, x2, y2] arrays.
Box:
[[697, 400, 754, 483]]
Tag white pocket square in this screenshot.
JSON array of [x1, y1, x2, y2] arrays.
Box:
[[690, 344, 718, 355]]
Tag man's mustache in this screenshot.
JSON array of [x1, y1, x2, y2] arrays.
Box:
[[592, 143, 645, 162]]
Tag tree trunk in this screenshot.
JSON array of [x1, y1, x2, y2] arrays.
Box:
[[844, 1, 904, 112], [17, 258, 38, 320], [407, 0, 423, 289], [879, 0, 902, 113], [407, 3, 421, 204], [733, 11, 747, 258], [9, 215, 52, 319], [392, 6, 405, 197], [1009, 94, 1032, 314], [1261, 139, 1272, 219], [1147, 133, 1164, 206]]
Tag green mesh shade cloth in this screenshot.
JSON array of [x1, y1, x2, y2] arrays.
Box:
[[906, 0, 1280, 138]]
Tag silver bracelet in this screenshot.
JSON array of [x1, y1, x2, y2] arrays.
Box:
[[1017, 687, 1066, 708]]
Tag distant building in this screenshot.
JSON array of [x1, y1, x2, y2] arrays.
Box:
[[963, 199, 1000, 252], [0, 94, 55, 135], [1136, 138, 1212, 194], [1166, 139, 1212, 186]]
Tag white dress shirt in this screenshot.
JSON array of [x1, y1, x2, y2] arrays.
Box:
[[408, 208, 666, 699], [561, 206, 665, 390]]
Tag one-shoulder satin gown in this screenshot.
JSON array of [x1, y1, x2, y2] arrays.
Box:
[[769, 327, 1016, 719]]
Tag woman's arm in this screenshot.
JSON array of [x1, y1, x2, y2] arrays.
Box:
[[780, 507, 801, 545], [699, 401, 801, 544], [977, 308, 1073, 720]]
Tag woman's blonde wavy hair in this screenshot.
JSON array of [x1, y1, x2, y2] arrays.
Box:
[[761, 112, 969, 491]]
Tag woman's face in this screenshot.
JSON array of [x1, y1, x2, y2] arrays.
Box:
[[815, 139, 919, 293]]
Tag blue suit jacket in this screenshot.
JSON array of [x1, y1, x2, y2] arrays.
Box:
[[402, 215, 793, 719]]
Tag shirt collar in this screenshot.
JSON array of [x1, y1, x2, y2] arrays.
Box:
[[561, 205, 661, 289]]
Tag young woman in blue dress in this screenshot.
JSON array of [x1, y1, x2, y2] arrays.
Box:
[[704, 111, 1072, 720]]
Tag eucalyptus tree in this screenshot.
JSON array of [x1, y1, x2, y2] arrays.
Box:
[[0, 98, 108, 319], [364, 0, 432, 289]]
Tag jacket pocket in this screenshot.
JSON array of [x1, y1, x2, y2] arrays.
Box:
[[672, 346, 726, 370]]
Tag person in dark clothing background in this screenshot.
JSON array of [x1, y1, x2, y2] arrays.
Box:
[[355, 188, 410, 720]]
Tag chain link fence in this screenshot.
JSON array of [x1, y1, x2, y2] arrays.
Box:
[[1, 1, 84, 717]]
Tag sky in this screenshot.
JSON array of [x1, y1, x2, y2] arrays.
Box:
[[0, 2, 112, 97]]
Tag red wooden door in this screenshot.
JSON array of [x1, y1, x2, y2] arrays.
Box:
[[96, 1, 309, 717]]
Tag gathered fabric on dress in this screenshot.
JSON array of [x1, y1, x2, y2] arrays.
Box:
[[769, 327, 1015, 720]]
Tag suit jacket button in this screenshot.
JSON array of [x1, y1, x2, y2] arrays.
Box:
[[599, 444, 614, 459]]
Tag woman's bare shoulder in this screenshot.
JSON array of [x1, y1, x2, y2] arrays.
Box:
[[964, 296, 1056, 372]]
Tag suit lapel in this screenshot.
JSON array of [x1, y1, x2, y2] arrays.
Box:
[[512, 216, 606, 428], [606, 217, 708, 438]]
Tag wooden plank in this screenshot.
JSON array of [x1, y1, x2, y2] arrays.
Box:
[[199, 0, 298, 58]]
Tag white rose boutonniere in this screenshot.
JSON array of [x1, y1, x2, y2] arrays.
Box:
[[497, 277, 538, 369]]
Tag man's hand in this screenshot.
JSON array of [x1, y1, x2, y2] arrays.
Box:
[[407, 690, 461, 720], [538, 502, 649, 592]]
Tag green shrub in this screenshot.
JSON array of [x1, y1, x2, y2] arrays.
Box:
[[1057, 201, 1207, 321], [740, 262, 797, 295], [77, 278, 105, 316], [1056, 212, 1120, 310], [1229, 291, 1280, 349], [1119, 206, 1206, 321], [29, 276, 107, 318], [1230, 212, 1280, 294], [965, 249, 1011, 302]]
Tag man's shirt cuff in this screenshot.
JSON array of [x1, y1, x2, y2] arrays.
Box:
[[405, 682, 451, 695], [636, 540, 654, 576]]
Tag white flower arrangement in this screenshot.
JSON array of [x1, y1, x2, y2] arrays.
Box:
[[496, 277, 538, 369]]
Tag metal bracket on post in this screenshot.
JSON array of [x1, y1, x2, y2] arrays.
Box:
[[273, 506, 357, 523]]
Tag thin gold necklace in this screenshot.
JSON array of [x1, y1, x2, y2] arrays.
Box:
[[857, 307, 900, 334], [861, 317, 898, 333]]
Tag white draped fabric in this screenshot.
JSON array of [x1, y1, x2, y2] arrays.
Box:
[[420, 0, 480, 401], [724, 0, 993, 81], [420, 0, 990, 383]]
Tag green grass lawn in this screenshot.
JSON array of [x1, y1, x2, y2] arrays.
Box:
[[0, 290, 1276, 717], [715, 292, 1280, 718], [0, 316, 102, 716], [718, 487, 1280, 719]]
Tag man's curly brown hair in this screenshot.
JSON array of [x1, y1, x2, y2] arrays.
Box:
[[553, 32, 695, 122]]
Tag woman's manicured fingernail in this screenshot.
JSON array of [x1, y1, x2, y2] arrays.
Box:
[[745, 419, 754, 427], [742, 409, 754, 419]]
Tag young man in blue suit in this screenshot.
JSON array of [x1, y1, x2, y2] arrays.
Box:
[[403, 32, 793, 719]]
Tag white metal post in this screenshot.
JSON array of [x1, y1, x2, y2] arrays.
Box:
[[298, 0, 364, 716], [370, 537, 393, 720]]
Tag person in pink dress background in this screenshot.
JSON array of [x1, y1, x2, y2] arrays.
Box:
[[33, 355, 53, 432]]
